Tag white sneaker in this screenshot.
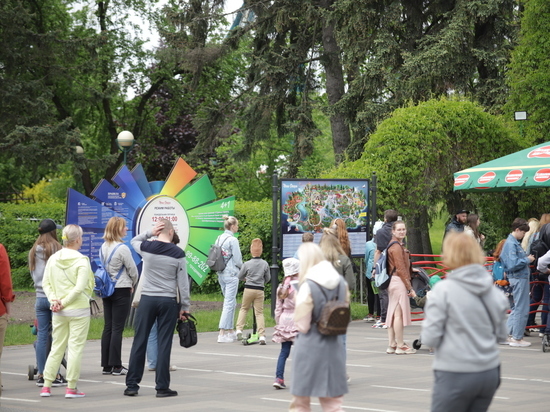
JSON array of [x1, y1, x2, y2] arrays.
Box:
[[170, 365, 177, 371], [227, 332, 237, 341], [236, 330, 243, 341], [509, 338, 531, 347], [259, 336, 266, 345], [217, 334, 234, 343]]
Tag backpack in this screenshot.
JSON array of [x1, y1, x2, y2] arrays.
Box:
[[374, 241, 400, 289], [530, 237, 549, 262], [491, 260, 504, 281], [310, 280, 350, 336], [206, 235, 231, 272], [94, 244, 125, 298]]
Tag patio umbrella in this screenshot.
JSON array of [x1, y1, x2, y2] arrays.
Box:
[[453, 142, 550, 191]]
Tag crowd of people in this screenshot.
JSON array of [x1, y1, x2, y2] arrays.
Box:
[[1, 207, 548, 412]]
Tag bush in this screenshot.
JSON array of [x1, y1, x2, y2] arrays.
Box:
[[193, 199, 276, 295], [0, 203, 66, 289]]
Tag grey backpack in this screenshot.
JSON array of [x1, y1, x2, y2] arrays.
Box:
[[206, 236, 230, 272]]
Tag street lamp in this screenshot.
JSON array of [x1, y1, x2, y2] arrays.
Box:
[[514, 111, 528, 138], [75, 145, 84, 154], [116, 131, 135, 165]]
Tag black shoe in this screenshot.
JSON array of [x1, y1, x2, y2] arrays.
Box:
[[124, 388, 139, 396], [156, 389, 178, 398], [102, 367, 113, 375], [36, 377, 44, 387], [52, 374, 68, 387]]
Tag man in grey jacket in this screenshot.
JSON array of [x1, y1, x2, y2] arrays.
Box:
[[124, 220, 190, 398]]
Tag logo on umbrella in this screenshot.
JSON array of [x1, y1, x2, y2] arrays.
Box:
[[534, 168, 550, 183], [505, 170, 523, 183], [454, 174, 470, 187], [528, 146, 550, 158], [477, 172, 496, 185]]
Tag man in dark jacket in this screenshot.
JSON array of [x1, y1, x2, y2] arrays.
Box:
[[444, 209, 469, 238]]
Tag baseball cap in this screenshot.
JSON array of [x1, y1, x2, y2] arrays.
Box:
[[38, 219, 62, 234]]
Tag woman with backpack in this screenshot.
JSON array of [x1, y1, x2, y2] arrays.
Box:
[[99, 216, 138, 376], [290, 242, 349, 411], [385, 220, 416, 355], [216, 215, 243, 343]]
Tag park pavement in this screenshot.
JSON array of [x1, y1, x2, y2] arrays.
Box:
[[1, 319, 549, 412]]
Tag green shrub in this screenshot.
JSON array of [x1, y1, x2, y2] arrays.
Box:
[[193, 199, 276, 294], [0, 203, 66, 289]]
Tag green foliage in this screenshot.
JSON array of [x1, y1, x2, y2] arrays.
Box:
[[193, 199, 275, 294], [325, 98, 525, 247], [506, 0, 550, 144], [0, 203, 65, 289]]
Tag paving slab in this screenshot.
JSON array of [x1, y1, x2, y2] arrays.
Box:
[[0, 320, 547, 411]]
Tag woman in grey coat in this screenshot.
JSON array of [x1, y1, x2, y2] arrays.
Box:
[[421, 232, 508, 412], [290, 242, 349, 412]]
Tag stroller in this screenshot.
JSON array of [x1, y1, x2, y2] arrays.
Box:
[[409, 268, 439, 350], [27, 319, 67, 381]]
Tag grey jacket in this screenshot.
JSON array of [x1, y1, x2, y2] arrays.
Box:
[[421, 264, 508, 373], [30, 245, 48, 298], [238, 257, 270, 288], [131, 230, 190, 311], [100, 242, 139, 288]]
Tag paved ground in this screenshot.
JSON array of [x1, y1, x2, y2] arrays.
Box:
[[1, 320, 548, 412]]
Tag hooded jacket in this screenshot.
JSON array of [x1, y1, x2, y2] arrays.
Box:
[[43, 248, 94, 316], [30, 245, 48, 298], [294, 260, 350, 334], [444, 216, 465, 236], [421, 264, 508, 373]]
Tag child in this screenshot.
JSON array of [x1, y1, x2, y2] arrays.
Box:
[[235, 239, 271, 344], [272, 258, 300, 389]]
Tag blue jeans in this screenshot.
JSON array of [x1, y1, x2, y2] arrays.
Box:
[[507, 276, 530, 340], [147, 321, 158, 369], [218, 274, 238, 330], [126, 295, 179, 391], [35, 297, 52, 375], [276, 341, 292, 380]]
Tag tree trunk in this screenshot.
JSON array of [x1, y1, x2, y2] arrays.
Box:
[[319, 0, 350, 164]]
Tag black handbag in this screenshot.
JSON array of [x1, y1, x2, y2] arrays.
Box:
[[177, 314, 198, 348]]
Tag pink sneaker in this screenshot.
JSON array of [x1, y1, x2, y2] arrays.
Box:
[[40, 387, 51, 397], [65, 387, 85, 398]]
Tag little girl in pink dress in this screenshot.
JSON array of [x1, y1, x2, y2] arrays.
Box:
[[272, 258, 300, 389]]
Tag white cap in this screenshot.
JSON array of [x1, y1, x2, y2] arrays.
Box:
[[282, 258, 300, 277]]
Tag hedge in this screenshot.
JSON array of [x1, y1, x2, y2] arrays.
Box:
[[0, 203, 66, 289], [0, 200, 276, 292]]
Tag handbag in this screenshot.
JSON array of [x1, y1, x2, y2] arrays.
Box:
[[177, 314, 198, 348], [62, 269, 102, 316], [89, 299, 101, 316]]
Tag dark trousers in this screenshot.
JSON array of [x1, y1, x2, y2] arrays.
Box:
[[365, 277, 380, 317], [379, 288, 389, 322], [101, 288, 132, 368], [126, 295, 179, 392], [431, 366, 500, 412], [275, 341, 292, 380]]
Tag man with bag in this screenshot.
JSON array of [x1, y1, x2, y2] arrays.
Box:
[[124, 220, 190, 398]]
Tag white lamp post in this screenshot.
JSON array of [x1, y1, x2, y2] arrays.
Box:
[[116, 131, 135, 165], [514, 111, 528, 138]]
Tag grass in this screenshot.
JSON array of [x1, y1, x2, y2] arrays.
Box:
[[5, 294, 370, 346]]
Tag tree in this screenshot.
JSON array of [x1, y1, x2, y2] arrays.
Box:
[[506, 0, 550, 145], [325, 98, 524, 254]]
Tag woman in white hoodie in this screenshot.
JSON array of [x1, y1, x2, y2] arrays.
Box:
[[421, 232, 508, 412], [290, 242, 349, 412]]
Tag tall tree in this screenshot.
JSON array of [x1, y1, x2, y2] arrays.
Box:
[[506, 0, 550, 145]]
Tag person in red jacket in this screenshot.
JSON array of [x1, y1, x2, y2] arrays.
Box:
[[0, 243, 16, 396]]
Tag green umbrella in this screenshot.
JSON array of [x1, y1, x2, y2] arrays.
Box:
[[454, 142, 550, 191]]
